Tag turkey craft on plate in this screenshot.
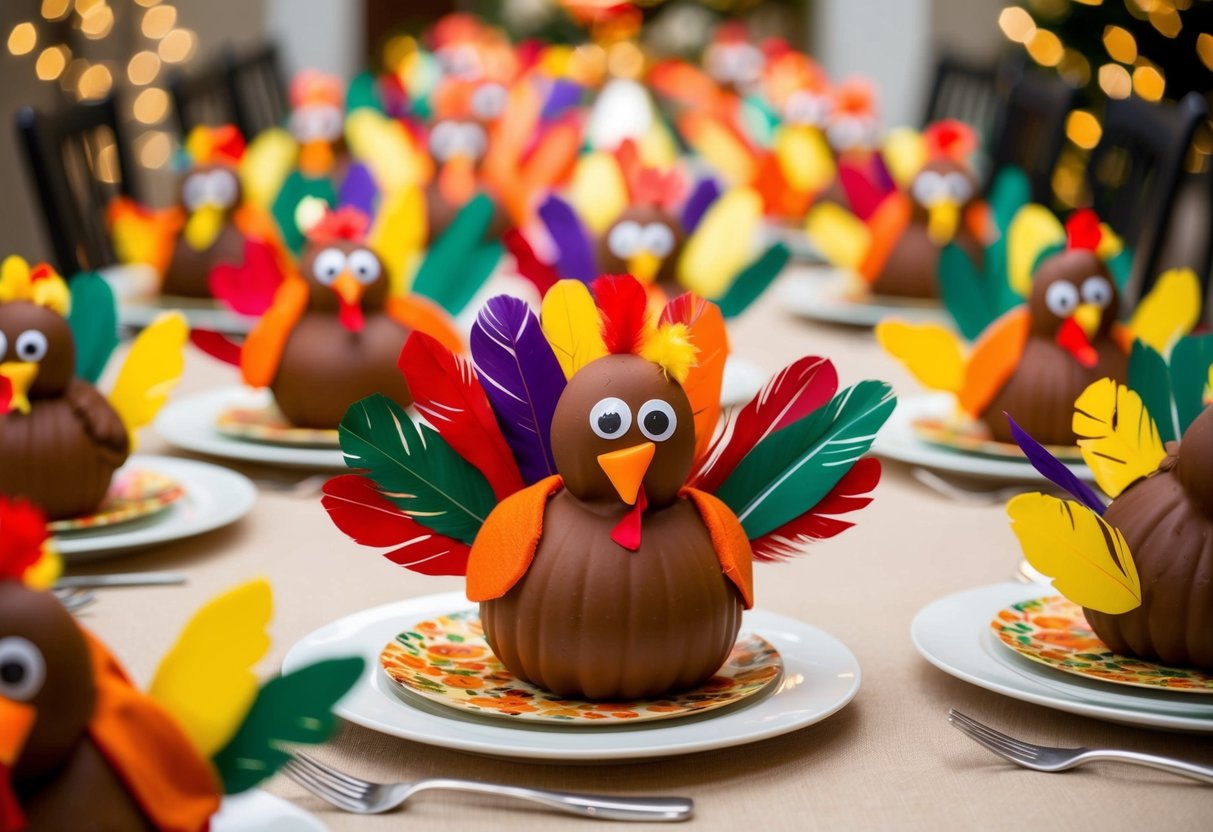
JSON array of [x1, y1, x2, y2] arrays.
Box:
[[323, 274, 895, 700], [0, 258, 186, 520], [876, 209, 1199, 450], [0, 498, 362, 829]]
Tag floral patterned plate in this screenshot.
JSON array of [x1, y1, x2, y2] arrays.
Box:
[[380, 611, 783, 726], [215, 404, 340, 448], [49, 468, 184, 533], [991, 596, 1213, 694], [912, 416, 1083, 462]]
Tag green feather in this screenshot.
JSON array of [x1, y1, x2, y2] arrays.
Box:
[[715, 381, 896, 539], [339, 393, 497, 543], [988, 166, 1031, 230], [411, 194, 501, 315], [1030, 242, 1065, 276], [715, 243, 789, 319], [1128, 340, 1177, 443], [211, 657, 364, 795], [1107, 247, 1133, 291], [938, 244, 995, 340], [1169, 334, 1213, 434], [346, 71, 384, 114], [271, 172, 337, 255], [66, 273, 119, 383], [740, 96, 777, 147]]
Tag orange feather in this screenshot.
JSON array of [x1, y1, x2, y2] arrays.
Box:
[[240, 277, 309, 387], [858, 192, 912, 283], [958, 307, 1031, 417], [507, 121, 581, 226], [386, 295, 464, 354], [661, 293, 728, 463]]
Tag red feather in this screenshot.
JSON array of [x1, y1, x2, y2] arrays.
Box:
[[503, 228, 559, 296], [749, 457, 881, 561], [0, 498, 49, 581], [398, 331, 524, 500], [593, 274, 649, 354], [1065, 208, 1102, 252], [208, 238, 286, 316], [189, 330, 243, 366], [322, 475, 470, 576], [694, 356, 839, 491]]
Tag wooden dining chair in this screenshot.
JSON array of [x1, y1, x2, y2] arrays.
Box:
[[1086, 91, 1207, 302], [14, 94, 138, 276], [226, 43, 289, 138], [987, 64, 1080, 204], [921, 52, 1003, 141], [168, 52, 238, 136]]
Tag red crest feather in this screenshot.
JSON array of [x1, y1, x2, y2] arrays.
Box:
[[1065, 208, 1103, 252], [0, 498, 49, 582], [307, 207, 370, 245], [924, 119, 977, 162], [592, 274, 650, 355]]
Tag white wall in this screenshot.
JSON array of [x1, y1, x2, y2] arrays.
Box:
[[266, 0, 364, 82]]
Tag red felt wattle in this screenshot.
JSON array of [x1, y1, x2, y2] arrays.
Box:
[[694, 356, 839, 492], [1065, 208, 1102, 252], [593, 274, 650, 355], [0, 763, 26, 832], [1055, 317, 1098, 368], [338, 301, 365, 333], [749, 457, 882, 561], [502, 229, 559, 295], [0, 376, 11, 415], [208, 238, 285, 316], [321, 474, 471, 575], [610, 488, 648, 551], [189, 330, 243, 367], [0, 498, 49, 581], [398, 332, 525, 500]]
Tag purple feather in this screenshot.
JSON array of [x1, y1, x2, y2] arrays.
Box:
[[1007, 414, 1106, 514], [538, 196, 597, 283], [681, 177, 721, 233], [471, 296, 567, 484], [338, 162, 378, 216], [541, 80, 583, 121]]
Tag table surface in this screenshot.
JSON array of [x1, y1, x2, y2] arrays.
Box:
[[77, 269, 1213, 831]]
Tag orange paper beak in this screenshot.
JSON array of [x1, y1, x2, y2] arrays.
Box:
[[331, 272, 365, 332], [598, 442, 655, 506], [438, 154, 478, 207], [0, 697, 35, 767], [299, 140, 335, 177]]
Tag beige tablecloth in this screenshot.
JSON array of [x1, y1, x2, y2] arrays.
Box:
[[75, 271, 1213, 830]]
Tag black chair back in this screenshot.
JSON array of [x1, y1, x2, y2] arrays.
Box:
[[921, 53, 1002, 140], [169, 55, 235, 136], [14, 95, 137, 276], [988, 65, 1079, 204], [1086, 91, 1207, 300], [168, 43, 288, 140]]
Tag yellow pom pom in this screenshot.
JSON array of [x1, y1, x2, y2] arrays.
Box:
[[0, 256, 69, 315], [23, 542, 62, 591], [640, 322, 698, 384]]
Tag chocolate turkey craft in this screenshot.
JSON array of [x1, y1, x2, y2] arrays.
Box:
[[1005, 333, 1213, 669], [0, 498, 362, 831], [324, 274, 895, 699], [877, 211, 1199, 446], [0, 258, 185, 520]]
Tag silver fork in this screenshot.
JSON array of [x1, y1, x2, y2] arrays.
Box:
[[53, 588, 97, 615], [283, 753, 694, 821], [911, 468, 1031, 505], [948, 709, 1213, 785]]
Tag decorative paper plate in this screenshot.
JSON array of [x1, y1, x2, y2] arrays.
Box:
[[912, 415, 1084, 462], [380, 611, 782, 726], [48, 468, 184, 533], [215, 404, 340, 448], [780, 267, 949, 328], [991, 596, 1213, 694]]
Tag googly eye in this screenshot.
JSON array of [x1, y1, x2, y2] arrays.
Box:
[[637, 399, 677, 442], [208, 170, 239, 208], [640, 224, 676, 259], [0, 637, 46, 702], [827, 117, 862, 151], [786, 91, 830, 126], [1081, 275, 1113, 308], [15, 330, 47, 363], [471, 83, 507, 120], [911, 171, 945, 206], [0, 332, 8, 359], [317, 106, 344, 142], [944, 172, 972, 203], [607, 221, 643, 259], [589, 397, 632, 440], [182, 174, 208, 211], [459, 124, 488, 159], [734, 46, 763, 84], [1045, 281, 1080, 317], [429, 121, 460, 161], [312, 248, 346, 285], [347, 249, 381, 284], [288, 110, 316, 142]]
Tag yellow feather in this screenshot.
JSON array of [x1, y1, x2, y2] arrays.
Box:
[[1007, 493, 1140, 614], [108, 312, 188, 447], [875, 320, 965, 393], [568, 153, 629, 235], [22, 543, 61, 591], [881, 127, 927, 189], [0, 256, 31, 302], [1096, 223, 1123, 261], [149, 580, 273, 757], [804, 203, 870, 270], [678, 187, 762, 299], [774, 125, 835, 193], [1128, 267, 1200, 355], [639, 120, 679, 168], [345, 109, 431, 194], [1073, 378, 1166, 498], [640, 322, 697, 383], [1007, 204, 1065, 298], [685, 118, 755, 185], [239, 127, 298, 210], [370, 184, 427, 297], [540, 280, 607, 379]]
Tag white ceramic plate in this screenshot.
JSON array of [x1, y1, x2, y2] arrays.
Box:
[[721, 356, 765, 407], [157, 387, 347, 470], [101, 265, 257, 335], [213, 789, 325, 832], [283, 591, 861, 762], [911, 583, 1213, 732], [54, 455, 256, 562], [779, 268, 949, 328], [873, 394, 1095, 483]]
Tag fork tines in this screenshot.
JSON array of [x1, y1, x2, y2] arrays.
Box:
[[948, 709, 1039, 761]]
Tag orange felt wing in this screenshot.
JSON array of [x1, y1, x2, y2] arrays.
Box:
[[1110, 322, 1133, 354], [858, 192, 912, 283], [483, 82, 539, 202], [957, 307, 1031, 417], [240, 277, 309, 387], [84, 632, 222, 831], [387, 295, 464, 354], [466, 476, 563, 602], [661, 294, 727, 464], [683, 488, 754, 609], [964, 200, 992, 243], [507, 121, 582, 226]]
